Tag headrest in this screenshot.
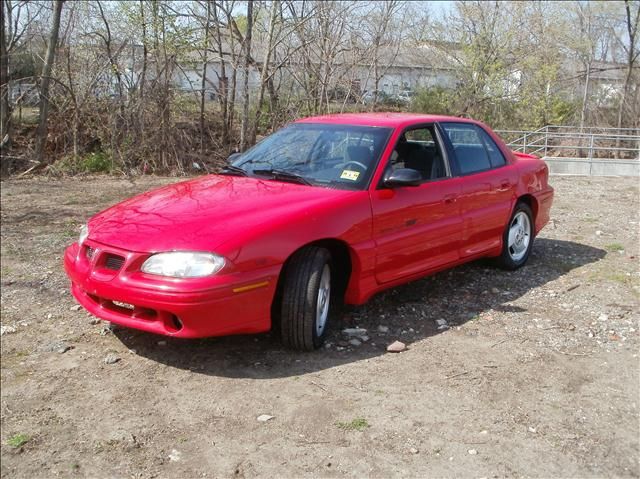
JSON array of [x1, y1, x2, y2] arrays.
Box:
[[346, 146, 372, 164]]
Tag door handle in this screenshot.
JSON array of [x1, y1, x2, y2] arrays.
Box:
[[444, 194, 457, 204], [499, 179, 510, 191]]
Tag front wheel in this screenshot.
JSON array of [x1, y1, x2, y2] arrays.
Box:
[[497, 203, 534, 270], [280, 247, 332, 351]]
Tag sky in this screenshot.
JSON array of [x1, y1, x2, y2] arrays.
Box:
[[428, 0, 455, 17]]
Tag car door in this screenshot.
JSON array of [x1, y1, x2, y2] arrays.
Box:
[[439, 122, 516, 258], [370, 125, 464, 284]]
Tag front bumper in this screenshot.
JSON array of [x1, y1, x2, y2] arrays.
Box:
[[64, 240, 279, 338]]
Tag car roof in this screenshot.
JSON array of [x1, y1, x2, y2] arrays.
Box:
[[295, 112, 478, 129]]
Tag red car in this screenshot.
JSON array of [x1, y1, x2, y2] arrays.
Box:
[[64, 113, 553, 350]]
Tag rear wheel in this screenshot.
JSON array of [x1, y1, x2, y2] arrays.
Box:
[[280, 247, 332, 351], [497, 203, 534, 270]]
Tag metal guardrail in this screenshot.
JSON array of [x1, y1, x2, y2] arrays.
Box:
[[496, 126, 640, 159], [495, 125, 640, 176]]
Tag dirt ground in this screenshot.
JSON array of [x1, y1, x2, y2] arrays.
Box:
[[1, 175, 638, 478]]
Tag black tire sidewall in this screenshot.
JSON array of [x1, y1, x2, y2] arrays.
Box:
[[280, 247, 333, 350], [500, 203, 534, 270], [307, 252, 332, 349]]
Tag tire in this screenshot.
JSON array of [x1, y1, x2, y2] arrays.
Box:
[[497, 202, 534, 270], [280, 247, 332, 351]]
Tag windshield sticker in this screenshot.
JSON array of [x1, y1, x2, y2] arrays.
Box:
[[340, 170, 360, 181]]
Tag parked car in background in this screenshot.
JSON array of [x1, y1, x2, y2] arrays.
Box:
[[395, 90, 415, 104], [64, 113, 554, 351], [361, 90, 392, 105], [327, 86, 359, 104]]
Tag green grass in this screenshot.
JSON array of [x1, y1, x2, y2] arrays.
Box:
[[6, 434, 30, 448], [336, 418, 369, 431], [589, 269, 632, 285], [605, 243, 625, 252], [604, 272, 632, 284]]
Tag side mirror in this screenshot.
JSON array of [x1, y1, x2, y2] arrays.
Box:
[[383, 168, 422, 187], [228, 152, 242, 163]]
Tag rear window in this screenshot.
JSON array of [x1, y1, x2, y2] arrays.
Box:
[[441, 123, 491, 175], [479, 128, 507, 168]]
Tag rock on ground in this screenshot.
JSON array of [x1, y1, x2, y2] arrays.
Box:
[[103, 353, 121, 364], [387, 341, 407, 353]]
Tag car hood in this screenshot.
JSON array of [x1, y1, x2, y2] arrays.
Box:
[[87, 175, 357, 253]]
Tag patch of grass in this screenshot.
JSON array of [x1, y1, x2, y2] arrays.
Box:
[[82, 151, 111, 173], [6, 433, 30, 448], [605, 243, 625, 252], [589, 269, 632, 285], [61, 229, 77, 240], [336, 418, 369, 431], [55, 151, 112, 174], [604, 272, 631, 284]]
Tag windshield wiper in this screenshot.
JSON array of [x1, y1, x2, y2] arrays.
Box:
[[252, 169, 312, 186], [219, 165, 248, 177]]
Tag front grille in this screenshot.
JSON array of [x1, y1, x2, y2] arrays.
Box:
[[104, 254, 125, 271], [112, 300, 135, 310], [85, 246, 95, 260]]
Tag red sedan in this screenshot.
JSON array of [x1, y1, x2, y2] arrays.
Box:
[[64, 113, 553, 350]]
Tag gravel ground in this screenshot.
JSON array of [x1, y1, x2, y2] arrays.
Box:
[[1, 175, 639, 478]]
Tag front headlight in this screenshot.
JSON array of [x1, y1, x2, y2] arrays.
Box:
[[141, 252, 225, 278], [79, 224, 89, 245]]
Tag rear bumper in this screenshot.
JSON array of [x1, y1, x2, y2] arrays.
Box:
[[533, 186, 554, 234], [64, 241, 279, 338]]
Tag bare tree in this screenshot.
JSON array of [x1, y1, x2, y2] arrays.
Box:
[[1, 0, 9, 148], [211, 0, 229, 144], [616, 0, 640, 130], [1, 0, 44, 151], [239, 0, 253, 151], [575, 2, 596, 133], [34, 0, 64, 164], [199, 0, 211, 155], [361, 1, 405, 110], [250, 0, 279, 144]]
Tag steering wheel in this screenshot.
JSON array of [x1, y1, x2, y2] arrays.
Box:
[[341, 160, 367, 171]]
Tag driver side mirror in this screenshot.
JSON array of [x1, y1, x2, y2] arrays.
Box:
[[383, 168, 422, 188], [228, 152, 242, 163]]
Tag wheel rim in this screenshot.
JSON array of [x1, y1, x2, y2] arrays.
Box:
[[508, 211, 531, 262], [315, 264, 331, 336]]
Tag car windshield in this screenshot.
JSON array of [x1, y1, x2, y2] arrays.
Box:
[[231, 123, 392, 190]]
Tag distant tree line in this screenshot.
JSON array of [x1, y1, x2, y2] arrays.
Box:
[[0, 0, 638, 175]]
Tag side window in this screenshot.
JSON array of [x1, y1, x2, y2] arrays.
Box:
[[478, 127, 507, 168], [388, 126, 447, 181], [441, 123, 491, 175]]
